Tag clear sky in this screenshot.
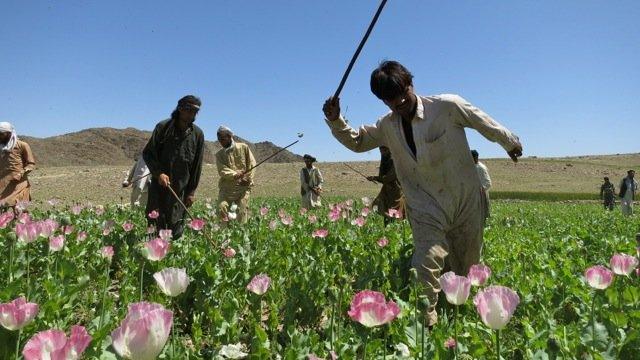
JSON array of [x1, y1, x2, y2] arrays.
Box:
[[2, 0, 638, 161]]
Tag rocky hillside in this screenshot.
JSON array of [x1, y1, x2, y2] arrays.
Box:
[[21, 127, 303, 167]]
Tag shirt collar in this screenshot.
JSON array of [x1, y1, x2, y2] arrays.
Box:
[[415, 95, 425, 120]]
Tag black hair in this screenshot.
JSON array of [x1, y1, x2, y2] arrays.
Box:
[[171, 95, 201, 121], [471, 150, 479, 158], [370, 61, 414, 100]]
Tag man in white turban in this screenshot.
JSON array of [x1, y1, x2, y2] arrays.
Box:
[[215, 125, 256, 224], [0, 122, 36, 209]]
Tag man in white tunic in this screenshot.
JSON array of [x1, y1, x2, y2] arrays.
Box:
[[323, 61, 522, 325], [122, 156, 151, 207], [619, 170, 637, 216], [300, 154, 323, 209], [472, 150, 492, 218]]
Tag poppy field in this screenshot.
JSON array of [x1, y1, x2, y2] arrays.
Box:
[[0, 199, 639, 359]]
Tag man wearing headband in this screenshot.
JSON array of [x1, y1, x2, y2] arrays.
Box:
[[216, 125, 256, 224], [300, 154, 323, 209], [143, 95, 205, 239], [0, 122, 36, 209], [323, 60, 523, 326]]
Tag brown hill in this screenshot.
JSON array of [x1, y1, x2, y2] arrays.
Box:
[[21, 127, 303, 167]]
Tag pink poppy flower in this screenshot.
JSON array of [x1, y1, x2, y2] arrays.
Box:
[[223, 247, 236, 258], [269, 220, 277, 230], [101, 246, 114, 261], [0, 211, 14, 228], [111, 302, 173, 360], [147, 225, 156, 235], [312, 229, 329, 238], [308, 214, 318, 224], [158, 229, 172, 241], [439, 272, 471, 305], [345, 199, 354, 207], [94, 206, 105, 216], [49, 235, 65, 252], [148, 210, 160, 219], [122, 222, 134, 232], [328, 209, 341, 222], [188, 218, 205, 231], [473, 286, 520, 330], [377, 237, 389, 247], [386, 208, 402, 219], [444, 337, 457, 349], [281, 215, 293, 226], [610, 253, 638, 276], [38, 219, 58, 238], [15, 200, 30, 213], [351, 216, 365, 227], [153, 268, 190, 297], [300, 208, 308, 215], [18, 212, 31, 224], [16, 222, 38, 243], [259, 207, 269, 216], [247, 274, 271, 295], [71, 205, 84, 215], [23, 325, 91, 360], [76, 231, 88, 243], [361, 197, 372, 207], [347, 290, 400, 327], [361, 207, 370, 217], [102, 221, 115, 236], [142, 239, 170, 261], [584, 265, 614, 289], [63, 225, 74, 235], [278, 208, 287, 218], [468, 264, 492, 286], [308, 354, 322, 360], [0, 297, 39, 330]]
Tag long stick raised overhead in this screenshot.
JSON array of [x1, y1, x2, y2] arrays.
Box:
[[244, 139, 300, 174], [342, 162, 379, 184], [333, 0, 389, 100]]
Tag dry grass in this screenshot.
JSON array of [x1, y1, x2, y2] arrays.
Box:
[[28, 153, 640, 205]]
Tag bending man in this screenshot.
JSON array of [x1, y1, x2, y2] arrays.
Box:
[[323, 61, 522, 326], [0, 122, 35, 209]]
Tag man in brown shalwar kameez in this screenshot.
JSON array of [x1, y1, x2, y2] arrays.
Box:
[[0, 122, 35, 210], [367, 146, 403, 226]]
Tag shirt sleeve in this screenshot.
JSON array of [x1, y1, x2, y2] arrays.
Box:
[[143, 122, 166, 179], [300, 169, 309, 191], [21, 142, 36, 173], [325, 115, 384, 153], [446, 95, 521, 152], [245, 146, 256, 184], [185, 130, 205, 196], [316, 169, 324, 187], [478, 164, 492, 190]]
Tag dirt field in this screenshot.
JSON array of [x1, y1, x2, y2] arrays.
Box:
[[27, 153, 640, 206]]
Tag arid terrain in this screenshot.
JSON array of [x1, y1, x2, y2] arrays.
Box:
[[28, 153, 640, 205]]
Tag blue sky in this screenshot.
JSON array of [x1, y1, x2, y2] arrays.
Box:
[[1, 0, 638, 161]]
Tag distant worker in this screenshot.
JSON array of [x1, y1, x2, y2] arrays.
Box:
[[122, 156, 151, 207], [367, 146, 403, 226], [0, 122, 36, 210], [143, 95, 205, 239], [300, 154, 323, 209], [471, 150, 492, 218], [599, 177, 615, 211], [216, 126, 256, 224], [619, 170, 637, 216], [323, 61, 523, 326]]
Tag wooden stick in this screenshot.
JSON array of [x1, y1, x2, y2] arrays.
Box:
[[333, 0, 389, 99], [165, 185, 217, 246], [123, 173, 151, 188], [244, 140, 300, 174], [342, 162, 379, 184]]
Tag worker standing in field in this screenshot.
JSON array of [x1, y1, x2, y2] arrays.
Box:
[[0, 122, 36, 210], [300, 154, 324, 209], [619, 170, 637, 216], [143, 95, 205, 239], [472, 150, 492, 218], [322, 61, 523, 326], [122, 156, 151, 208], [599, 177, 615, 211], [366, 146, 403, 226], [216, 126, 256, 224]]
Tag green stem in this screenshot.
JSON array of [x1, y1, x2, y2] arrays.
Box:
[[9, 239, 14, 283], [15, 329, 21, 360], [172, 300, 177, 359], [362, 333, 368, 360], [139, 261, 145, 302], [496, 329, 501, 360], [383, 326, 387, 360], [330, 299, 335, 353], [99, 262, 110, 329], [26, 247, 30, 299], [454, 305, 459, 358], [591, 292, 597, 353]]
